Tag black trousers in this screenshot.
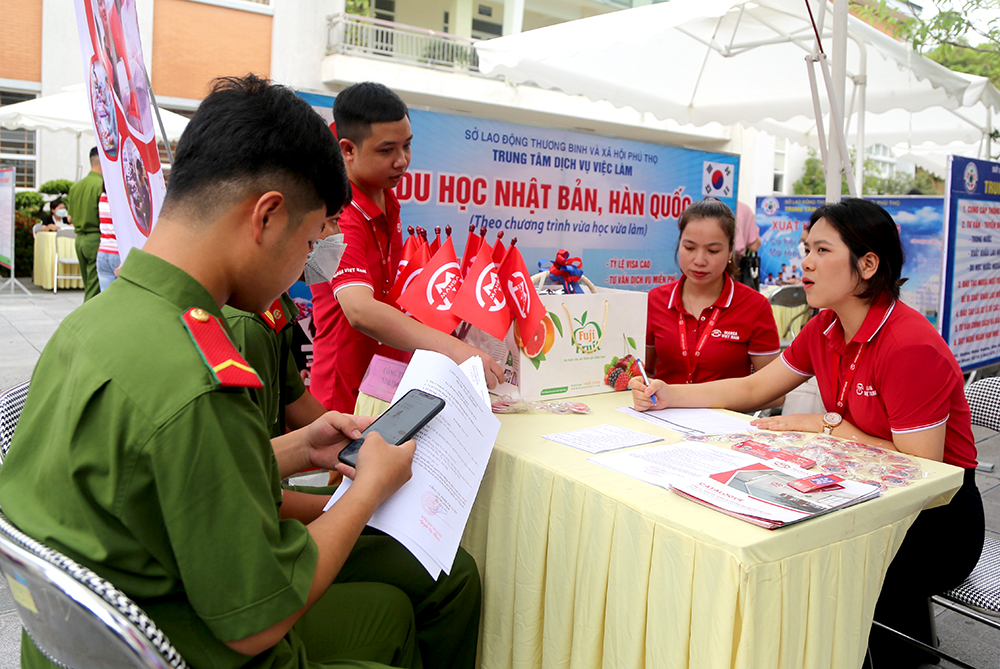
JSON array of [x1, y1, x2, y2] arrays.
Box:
[[866, 468, 984, 668]]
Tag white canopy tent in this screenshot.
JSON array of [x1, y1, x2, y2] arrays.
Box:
[[475, 0, 999, 192], [0, 89, 190, 179]]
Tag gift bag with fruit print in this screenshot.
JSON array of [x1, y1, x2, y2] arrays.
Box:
[[463, 287, 647, 401]]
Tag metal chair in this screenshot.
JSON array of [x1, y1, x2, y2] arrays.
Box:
[[53, 228, 80, 294], [872, 377, 1000, 669], [0, 511, 188, 669], [767, 284, 810, 345], [0, 380, 29, 464]]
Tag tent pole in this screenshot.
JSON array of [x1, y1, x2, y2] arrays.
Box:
[[819, 52, 858, 196], [827, 0, 849, 203], [75, 131, 82, 180], [147, 85, 174, 165], [850, 32, 868, 195], [806, 56, 830, 169]]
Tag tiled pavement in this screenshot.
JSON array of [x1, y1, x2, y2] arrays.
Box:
[[1, 279, 999, 668]]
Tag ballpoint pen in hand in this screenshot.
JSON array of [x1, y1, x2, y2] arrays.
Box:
[[636, 358, 657, 406]]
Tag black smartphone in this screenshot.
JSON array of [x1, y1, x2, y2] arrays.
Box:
[[337, 389, 446, 469]]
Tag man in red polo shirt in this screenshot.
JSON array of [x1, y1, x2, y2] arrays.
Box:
[[310, 82, 502, 413]]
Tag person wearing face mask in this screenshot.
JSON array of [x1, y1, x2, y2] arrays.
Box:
[[34, 198, 72, 234], [224, 207, 348, 442]]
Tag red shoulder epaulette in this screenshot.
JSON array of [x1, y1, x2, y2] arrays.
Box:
[[259, 298, 287, 333], [181, 307, 263, 389]]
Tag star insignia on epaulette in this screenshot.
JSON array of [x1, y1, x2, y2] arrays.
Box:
[[182, 307, 263, 389]]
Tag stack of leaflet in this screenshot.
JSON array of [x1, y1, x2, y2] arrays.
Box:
[[670, 461, 882, 529], [591, 440, 880, 530], [324, 350, 500, 577]]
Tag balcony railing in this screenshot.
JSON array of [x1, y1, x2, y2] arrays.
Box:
[[327, 13, 480, 72]]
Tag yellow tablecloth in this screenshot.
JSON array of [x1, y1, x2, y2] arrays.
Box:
[[33, 232, 83, 290], [460, 392, 963, 669]]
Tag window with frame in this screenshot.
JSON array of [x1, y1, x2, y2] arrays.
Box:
[[0, 90, 37, 189]]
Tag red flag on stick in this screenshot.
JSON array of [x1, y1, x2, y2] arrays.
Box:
[[397, 238, 463, 333], [452, 241, 511, 340], [387, 238, 430, 308], [492, 231, 506, 264], [394, 226, 419, 284], [498, 239, 546, 343], [459, 224, 480, 278], [429, 226, 442, 256]]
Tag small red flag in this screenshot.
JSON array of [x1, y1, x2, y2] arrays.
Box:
[[492, 231, 506, 264], [429, 226, 442, 256], [499, 243, 545, 341], [397, 238, 462, 333], [394, 226, 419, 284], [387, 240, 430, 307], [459, 224, 480, 278], [452, 241, 511, 340]]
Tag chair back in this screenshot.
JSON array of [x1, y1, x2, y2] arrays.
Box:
[[768, 285, 808, 307], [0, 381, 29, 463], [55, 228, 77, 240], [0, 511, 188, 669], [965, 377, 1000, 433]]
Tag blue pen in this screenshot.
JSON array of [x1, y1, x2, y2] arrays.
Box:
[[636, 358, 657, 406]]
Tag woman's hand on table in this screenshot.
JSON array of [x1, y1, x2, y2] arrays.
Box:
[[629, 377, 665, 411], [751, 413, 823, 433]]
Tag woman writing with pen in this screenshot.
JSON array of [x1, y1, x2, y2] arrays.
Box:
[[644, 197, 781, 392], [631, 198, 983, 668]]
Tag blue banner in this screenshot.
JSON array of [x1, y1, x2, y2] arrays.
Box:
[[865, 196, 945, 329], [756, 196, 823, 286], [298, 91, 739, 291], [941, 156, 1000, 370], [756, 195, 945, 327]]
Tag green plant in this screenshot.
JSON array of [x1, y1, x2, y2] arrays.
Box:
[[792, 148, 884, 195], [0, 211, 37, 278], [14, 191, 43, 213], [39, 179, 74, 197]]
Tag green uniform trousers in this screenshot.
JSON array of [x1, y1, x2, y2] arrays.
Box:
[[74, 232, 101, 301], [335, 529, 481, 669]]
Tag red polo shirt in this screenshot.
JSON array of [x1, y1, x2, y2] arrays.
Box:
[[647, 274, 780, 384], [782, 299, 977, 469], [309, 185, 411, 413]]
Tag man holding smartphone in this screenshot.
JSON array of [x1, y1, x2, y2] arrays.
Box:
[[0, 75, 480, 669]]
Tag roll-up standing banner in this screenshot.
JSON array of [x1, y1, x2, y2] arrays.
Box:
[[74, 0, 165, 262], [941, 156, 1000, 371]]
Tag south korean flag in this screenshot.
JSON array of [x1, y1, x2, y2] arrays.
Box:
[[703, 161, 734, 198]]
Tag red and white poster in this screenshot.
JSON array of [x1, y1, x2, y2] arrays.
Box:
[[74, 0, 165, 261]]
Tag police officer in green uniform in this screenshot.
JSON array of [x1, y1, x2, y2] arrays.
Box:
[[0, 75, 481, 669], [65, 146, 104, 301]]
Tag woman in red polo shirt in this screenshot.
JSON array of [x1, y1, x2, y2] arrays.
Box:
[[645, 197, 780, 388], [632, 198, 983, 668]]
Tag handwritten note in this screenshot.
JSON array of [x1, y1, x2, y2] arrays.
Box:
[[543, 424, 662, 453]]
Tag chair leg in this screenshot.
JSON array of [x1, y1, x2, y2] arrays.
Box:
[[870, 621, 978, 669]]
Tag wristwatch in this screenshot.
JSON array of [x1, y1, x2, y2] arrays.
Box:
[[822, 412, 843, 435]]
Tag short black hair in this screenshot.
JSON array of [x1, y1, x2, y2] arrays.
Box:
[[163, 74, 347, 221], [89, 146, 99, 159], [333, 82, 409, 148], [809, 198, 906, 302]]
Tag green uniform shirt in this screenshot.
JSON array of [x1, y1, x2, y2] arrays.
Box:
[[224, 293, 307, 438], [66, 170, 103, 236], [0, 250, 321, 669]]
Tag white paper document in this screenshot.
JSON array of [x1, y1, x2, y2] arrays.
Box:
[[324, 350, 501, 578], [617, 406, 754, 436], [543, 424, 662, 454], [589, 441, 761, 488]]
